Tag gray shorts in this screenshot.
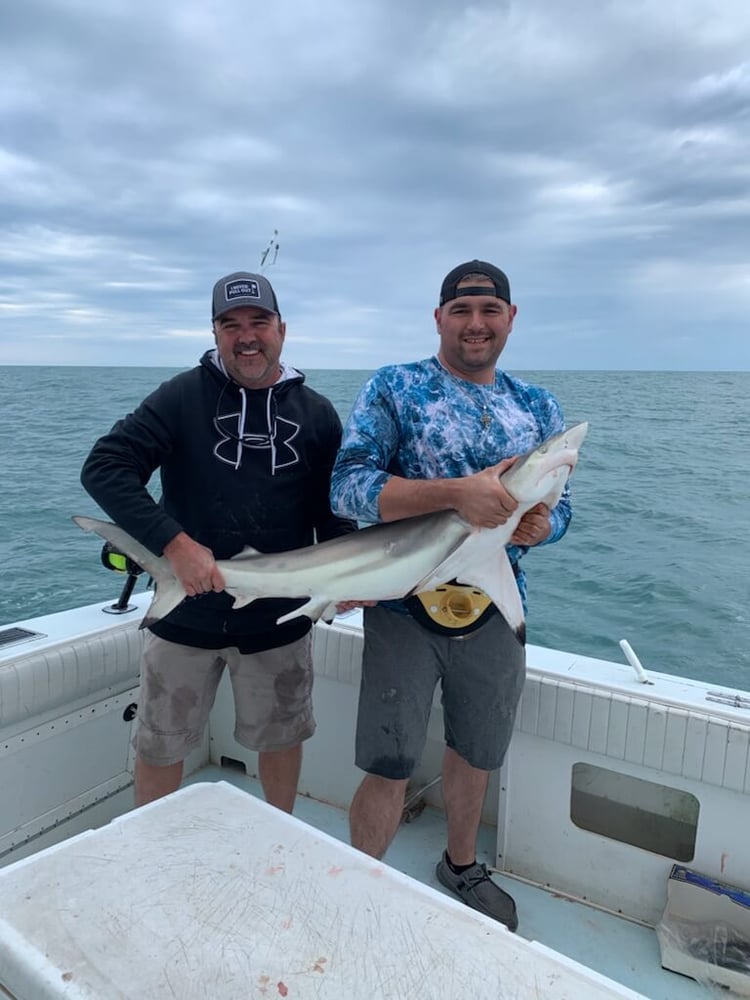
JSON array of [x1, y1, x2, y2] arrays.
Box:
[[356, 605, 525, 779], [135, 632, 315, 766]]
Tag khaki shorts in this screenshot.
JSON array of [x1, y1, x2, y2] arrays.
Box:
[[134, 632, 315, 766]]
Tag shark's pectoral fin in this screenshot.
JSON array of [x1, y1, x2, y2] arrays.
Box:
[[453, 553, 525, 643], [410, 529, 525, 643]]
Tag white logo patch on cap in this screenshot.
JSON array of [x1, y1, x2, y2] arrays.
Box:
[[225, 279, 260, 301]]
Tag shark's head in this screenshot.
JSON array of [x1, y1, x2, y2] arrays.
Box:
[[502, 422, 588, 506]]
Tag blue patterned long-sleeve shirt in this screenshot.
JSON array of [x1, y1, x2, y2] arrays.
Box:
[[330, 356, 572, 608]]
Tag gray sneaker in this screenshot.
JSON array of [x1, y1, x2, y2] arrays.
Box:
[[436, 852, 518, 931]]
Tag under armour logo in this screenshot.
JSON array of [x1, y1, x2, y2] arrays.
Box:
[[214, 412, 300, 471]]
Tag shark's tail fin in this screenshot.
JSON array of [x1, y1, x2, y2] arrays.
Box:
[[73, 516, 186, 627]]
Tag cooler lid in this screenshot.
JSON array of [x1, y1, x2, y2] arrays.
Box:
[[0, 781, 646, 999]]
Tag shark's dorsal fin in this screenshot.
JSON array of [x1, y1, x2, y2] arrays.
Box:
[[230, 546, 263, 560]]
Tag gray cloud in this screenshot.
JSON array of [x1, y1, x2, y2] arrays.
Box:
[[1, 0, 748, 370]]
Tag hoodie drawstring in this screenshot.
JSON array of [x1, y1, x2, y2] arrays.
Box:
[[234, 387, 247, 470], [266, 387, 277, 476]]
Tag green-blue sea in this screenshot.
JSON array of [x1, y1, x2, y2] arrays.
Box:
[[1, 366, 748, 689]]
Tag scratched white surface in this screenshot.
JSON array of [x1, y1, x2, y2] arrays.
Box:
[[0, 782, 646, 1000]]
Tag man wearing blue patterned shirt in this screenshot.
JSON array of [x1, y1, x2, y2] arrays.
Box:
[[329, 260, 572, 931]]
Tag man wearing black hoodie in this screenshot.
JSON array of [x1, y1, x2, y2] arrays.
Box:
[[81, 271, 356, 811]]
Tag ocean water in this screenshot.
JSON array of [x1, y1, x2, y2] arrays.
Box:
[[1, 366, 748, 689]]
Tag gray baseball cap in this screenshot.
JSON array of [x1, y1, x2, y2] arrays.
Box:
[[212, 271, 280, 320]]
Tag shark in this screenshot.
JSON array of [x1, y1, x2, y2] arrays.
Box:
[[73, 421, 587, 638], [413, 420, 588, 641]]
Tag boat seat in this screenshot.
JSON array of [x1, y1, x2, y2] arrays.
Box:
[[0, 624, 143, 736]]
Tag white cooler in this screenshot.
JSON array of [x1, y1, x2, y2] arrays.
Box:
[[0, 781, 646, 999]]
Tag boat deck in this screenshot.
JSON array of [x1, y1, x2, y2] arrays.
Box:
[[188, 766, 713, 1000], [0, 594, 734, 999]]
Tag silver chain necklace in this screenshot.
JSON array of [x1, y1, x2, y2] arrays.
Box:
[[448, 374, 495, 430]]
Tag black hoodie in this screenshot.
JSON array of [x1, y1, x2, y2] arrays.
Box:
[[81, 351, 357, 652]]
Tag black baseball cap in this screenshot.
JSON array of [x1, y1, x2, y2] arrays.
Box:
[[439, 260, 511, 306]]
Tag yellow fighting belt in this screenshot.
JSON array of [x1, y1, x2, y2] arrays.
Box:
[[406, 582, 496, 636]]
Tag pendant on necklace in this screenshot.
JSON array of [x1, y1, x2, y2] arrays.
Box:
[[480, 411, 492, 429]]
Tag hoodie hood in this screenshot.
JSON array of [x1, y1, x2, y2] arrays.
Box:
[[200, 349, 306, 473], [204, 347, 304, 386]]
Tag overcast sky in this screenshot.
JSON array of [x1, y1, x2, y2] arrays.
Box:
[[1, 0, 749, 371]]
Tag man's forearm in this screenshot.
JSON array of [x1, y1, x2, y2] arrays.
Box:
[[377, 475, 466, 522]]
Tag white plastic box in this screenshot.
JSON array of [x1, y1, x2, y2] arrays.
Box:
[[657, 864, 750, 995]]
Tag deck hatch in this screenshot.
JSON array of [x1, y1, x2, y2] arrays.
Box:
[[0, 627, 45, 650]]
